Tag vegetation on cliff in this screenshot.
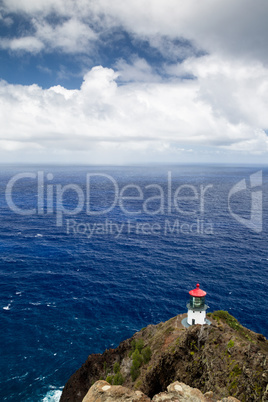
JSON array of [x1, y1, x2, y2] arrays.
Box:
[[60, 311, 268, 402]]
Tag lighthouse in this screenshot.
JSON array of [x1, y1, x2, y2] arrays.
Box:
[[181, 283, 211, 327]]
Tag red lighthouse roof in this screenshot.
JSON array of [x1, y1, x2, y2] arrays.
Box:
[[189, 283, 206, 297]]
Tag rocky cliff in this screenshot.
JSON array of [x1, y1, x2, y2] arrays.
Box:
[[81, 380, 241, 401], [60, 311, 268, 402]]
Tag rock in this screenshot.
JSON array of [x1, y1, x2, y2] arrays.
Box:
[[82, 381, 242, 401], [257, 334, 266, 342], [204, 390, 214, 399], [120, 356, 132, 377], [82, 380, 150, 401], [152, 381, 207, 401]]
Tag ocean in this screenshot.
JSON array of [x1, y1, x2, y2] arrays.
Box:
[[0, 164, 267, 401]]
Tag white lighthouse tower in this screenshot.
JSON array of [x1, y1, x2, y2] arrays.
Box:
[[182, 283, 210, 327]]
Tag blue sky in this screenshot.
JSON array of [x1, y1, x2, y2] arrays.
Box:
[[0, 0, 268, 164]]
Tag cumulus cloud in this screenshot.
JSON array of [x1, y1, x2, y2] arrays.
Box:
[[33, 18, 97, 54], [1, 0, 268, 63], [167, 55, 268, 129], [0, 61, 267, 163]]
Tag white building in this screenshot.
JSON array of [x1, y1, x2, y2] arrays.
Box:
[[187, 283, 209, 326]]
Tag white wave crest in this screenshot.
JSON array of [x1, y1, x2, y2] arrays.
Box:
[[41, 389, 62, 402]]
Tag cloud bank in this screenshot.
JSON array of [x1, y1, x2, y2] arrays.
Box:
[[1, 57, 268, 163], [0, 0, 267, 163]]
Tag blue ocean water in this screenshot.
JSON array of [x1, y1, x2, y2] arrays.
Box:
[[0, 164, 267, 401]]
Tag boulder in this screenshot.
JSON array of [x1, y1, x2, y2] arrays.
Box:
[[82, 380, 150, 401]]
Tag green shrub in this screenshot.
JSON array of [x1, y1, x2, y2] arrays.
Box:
[[136, 339, 144, 353], [113, 372, 124, 385], [131, 338, 144, 352], [227, 339, 235, 348], [135, 380, 142, 389], [142, 346, 152, 364], [130, 339, 151, 381], [130, 349, 143, 381], [212, 311, 241, 331], [113, 362, 120, 374], [132, 349, 143, 368], [106, 375, 114, 384], [232, 364, 242, 376], [131, 339, 136, 352], [131, 365, 140, 381]]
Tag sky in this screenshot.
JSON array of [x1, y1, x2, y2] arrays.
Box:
[[0, 0, 268, 165]]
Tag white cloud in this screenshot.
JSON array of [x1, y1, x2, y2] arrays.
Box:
[[0, 17, 97, 55], [33, 18, 97, 53], [0, 36, 44, 53], [96, 0, 268, 63], [170, 55, 268, 130], [0, 12, 13, 26], [115, 57, 158, 82], [2, 0, 66, 15], [145, 35, 199, 61], [2, 0, 268, 63], [1, 1, 268, 163], [0, 61, 267, 164]]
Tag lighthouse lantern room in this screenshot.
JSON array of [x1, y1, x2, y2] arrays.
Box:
[[187, 283, 209, 326]]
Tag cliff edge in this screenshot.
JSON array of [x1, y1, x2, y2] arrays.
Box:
[[60, 311, 268, 402]]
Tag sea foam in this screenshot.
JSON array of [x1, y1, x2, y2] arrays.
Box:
[[41, 389, 62, 402]]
